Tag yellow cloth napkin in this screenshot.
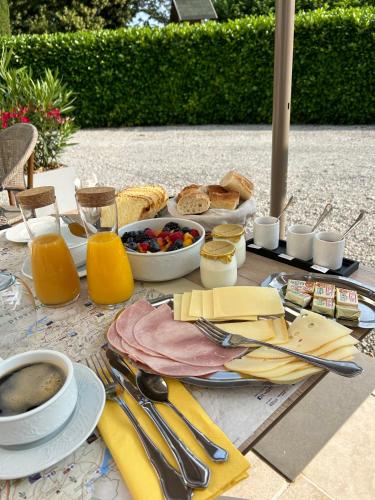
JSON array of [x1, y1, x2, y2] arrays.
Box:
[[98, 378, 250, 500]]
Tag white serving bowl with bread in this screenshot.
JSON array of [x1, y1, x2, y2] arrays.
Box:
[[167, 171, 256, 230], [119, 218, 205, 282]]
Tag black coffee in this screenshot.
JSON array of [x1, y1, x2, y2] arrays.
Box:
[[0, 362, 65, 417]]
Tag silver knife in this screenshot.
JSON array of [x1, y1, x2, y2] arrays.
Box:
[[108, 358, 210, 489]]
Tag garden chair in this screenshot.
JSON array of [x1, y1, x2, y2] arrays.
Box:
[[0, 123, 38, 206]]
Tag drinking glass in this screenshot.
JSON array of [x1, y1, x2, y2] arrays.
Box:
[[0, 271, 37, 355]]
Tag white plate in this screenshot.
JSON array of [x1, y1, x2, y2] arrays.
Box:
[[5, 216, 57, 243], [0, 363, 105, 480], [22, 256, 87, 279]]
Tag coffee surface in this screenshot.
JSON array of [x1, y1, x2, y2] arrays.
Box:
[[0, 363, 65, 417]]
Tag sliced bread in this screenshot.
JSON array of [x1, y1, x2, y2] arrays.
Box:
[[219, 171, 254, 200], [177, 192, 210, 215]]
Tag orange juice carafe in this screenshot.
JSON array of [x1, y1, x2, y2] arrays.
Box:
[[17, 186, 80, 306], [76, 187, 134, 307]]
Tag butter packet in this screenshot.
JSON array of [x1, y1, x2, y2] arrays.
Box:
[[312, 297, 335, 317]]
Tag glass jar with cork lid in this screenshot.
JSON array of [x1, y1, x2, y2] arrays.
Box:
[[212, 224, 246, 268], [17, 186, 80, 307], [200, 240, 237, 289], [76, 187, 134, 307]]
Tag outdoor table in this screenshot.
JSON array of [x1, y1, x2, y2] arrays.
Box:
[[1, 232, 374, 497]]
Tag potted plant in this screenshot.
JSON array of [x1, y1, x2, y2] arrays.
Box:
[[0, 49, 78, 211]]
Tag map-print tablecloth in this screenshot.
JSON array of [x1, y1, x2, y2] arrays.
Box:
[[0, 233, 308, 499]]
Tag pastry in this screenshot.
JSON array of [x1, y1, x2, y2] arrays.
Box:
[[219, 171, 254, 200]]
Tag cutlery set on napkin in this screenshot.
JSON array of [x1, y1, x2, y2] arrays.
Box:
[[90, 350, 250, 500]]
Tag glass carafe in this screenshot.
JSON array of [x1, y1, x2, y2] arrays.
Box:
[[76, 187, 134, 307], [17, 186, 80, 307]]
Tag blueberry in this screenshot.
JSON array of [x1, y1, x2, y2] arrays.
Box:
[[127, 242, 138, 251], [181, 227, 191, 233], [127, 237, 135, 244], [121, 232, 130, 242], [149, 240, 160, 252], [163, 222, 180, 232], [169, 240, 183, 251]]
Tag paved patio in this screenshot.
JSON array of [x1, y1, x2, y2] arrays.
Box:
[[225, 392, 375, 499]]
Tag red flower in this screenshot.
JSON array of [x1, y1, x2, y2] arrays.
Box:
[[47, 108, 61, 119], [20, 116, 30, 123]]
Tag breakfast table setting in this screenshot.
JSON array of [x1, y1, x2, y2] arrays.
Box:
[[0, 171, 374, 499]]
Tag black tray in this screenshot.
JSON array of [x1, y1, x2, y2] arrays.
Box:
[[246, 239, 359, 277]]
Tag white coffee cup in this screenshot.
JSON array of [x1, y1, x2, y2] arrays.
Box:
[[253, 216, 279, 250], [286, 224, 315, 261], [313, 231, 345, 270], [0, 350, 78, 446]]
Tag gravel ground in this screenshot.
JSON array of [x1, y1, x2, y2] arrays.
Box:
[[59, 124, 374, 355]]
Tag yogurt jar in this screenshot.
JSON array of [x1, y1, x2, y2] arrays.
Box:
[[200, 240, 237, 289], [212, 224, 246, 268]]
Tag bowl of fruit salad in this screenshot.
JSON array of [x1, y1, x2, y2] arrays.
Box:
[[119, 218, 205, 281]]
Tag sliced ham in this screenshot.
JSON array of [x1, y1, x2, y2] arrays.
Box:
[[133, 304, 247, 367], [108, 316, 223, 377]]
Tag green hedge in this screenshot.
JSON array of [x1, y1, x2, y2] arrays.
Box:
[[1, 7, 374, 126]]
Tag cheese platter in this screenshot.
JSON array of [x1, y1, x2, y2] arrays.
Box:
[[106, 290, 362, 388]]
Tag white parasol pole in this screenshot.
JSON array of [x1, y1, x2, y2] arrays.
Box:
[[270, 0, 296, 237]]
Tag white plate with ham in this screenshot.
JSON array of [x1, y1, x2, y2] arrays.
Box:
[[106, 296, 268, 388]]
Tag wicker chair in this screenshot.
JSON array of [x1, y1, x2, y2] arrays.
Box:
[[0, 123, 38, 205]]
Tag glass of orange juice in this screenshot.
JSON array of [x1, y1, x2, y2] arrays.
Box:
[[76, 187, 134, 307], [17, 186, 80, 307]]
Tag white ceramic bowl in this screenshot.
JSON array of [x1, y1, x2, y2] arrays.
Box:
[[119, 218, 205, 282], [60, 225, 87, 268], [0, 350, 78, 446], [27, 225, 87, 268]]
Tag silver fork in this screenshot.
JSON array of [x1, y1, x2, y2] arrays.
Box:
[[86, 353, 191, 500], [196, 317, 363, 378]]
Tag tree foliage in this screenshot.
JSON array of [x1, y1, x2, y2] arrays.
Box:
[[0, 0, 10, 35], [213, 0, 373, 21], [8, 0, 140, 34]]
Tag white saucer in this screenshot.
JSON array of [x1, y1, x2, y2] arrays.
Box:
[[0, 363, 105, 480], [22, 256, 87, 279], [5, 216, 57, 243]]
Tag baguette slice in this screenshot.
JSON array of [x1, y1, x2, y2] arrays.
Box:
[[219, 171, 254, 200], [176, 184, 203, 202], [209, 190, 239, 210], [177, 192, 210, 215]]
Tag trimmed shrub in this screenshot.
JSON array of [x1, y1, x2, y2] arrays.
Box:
[[1, 7, 374, 126], [0, 0, 10, 35]]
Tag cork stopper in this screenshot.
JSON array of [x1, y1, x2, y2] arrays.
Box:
[[16, 186, 55, 209], [212, 224, 245, 243], [200, 240, 235, 264], [76, 187, 116, 208]]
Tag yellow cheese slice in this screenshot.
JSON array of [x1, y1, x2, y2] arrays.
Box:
[[252, 345, 357, 379], [189, 290, 203, 318], [248, 310, 352, 359], [173, 294, 182, 321], [216, 319, 275, 343], [213, 287, 284, 318], [309, 335, 358, 357], [201, 289, 256, 321], [225, 356, 295, 374], [268, 318, 289, 345], [180, 292, 196, 322]]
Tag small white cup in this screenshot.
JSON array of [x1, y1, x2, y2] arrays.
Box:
[[286, 224, 315, 261], [313, 231, 345, 270], [253, 216, 279, 250], [0, 350, 78, 446]]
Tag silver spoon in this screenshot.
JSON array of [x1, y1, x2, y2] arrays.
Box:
[[311, 202, 333, 232], [278, 195, 294, 219], [341, 210, 366, 240], [136, 370, 229, 463]]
